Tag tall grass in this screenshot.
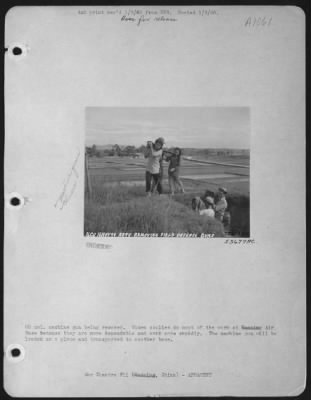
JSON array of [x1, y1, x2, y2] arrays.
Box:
[[173, 191, 250, 237], [91, 183, 146, 205], [85, 195, 225, 237], [85, 182, 249, 237]]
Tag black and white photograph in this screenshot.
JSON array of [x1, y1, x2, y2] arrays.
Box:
[[85, 107, 250, 237], [4, 5, 306, 398]]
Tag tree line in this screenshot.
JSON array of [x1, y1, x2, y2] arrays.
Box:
[[85, 144, 147, 157]]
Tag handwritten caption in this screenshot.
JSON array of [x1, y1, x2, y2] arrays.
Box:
[[54, 151, 80, 210], [77, 8, 218, 26], [85, 233, 254, 241], [85, 232, 215, 238], [245, 16, 272, 28], [224, 239, 255, 244]]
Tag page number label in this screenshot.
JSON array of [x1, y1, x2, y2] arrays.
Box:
[[245, 16, 272, 28]]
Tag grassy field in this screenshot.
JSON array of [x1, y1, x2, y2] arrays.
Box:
[[85, 183, 250, 237], [85, 185, 226, 237], [85, 153, 250, 237]]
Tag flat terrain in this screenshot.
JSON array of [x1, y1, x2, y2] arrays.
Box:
[[85, 154, 250, 236], [87, 154, 250, 196]]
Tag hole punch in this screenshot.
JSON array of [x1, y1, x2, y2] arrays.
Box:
[[11, 348, 21, 358], [12, 46, 22, 56], [6, 344, 25, 363], [10, 197, 21, 206], [7, 43, 29, 60], [6, 192, 25, 210]]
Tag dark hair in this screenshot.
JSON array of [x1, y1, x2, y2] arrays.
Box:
[[155, 139, 164, 149]]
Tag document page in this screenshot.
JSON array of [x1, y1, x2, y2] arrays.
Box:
[[4, 5, 306, 397]]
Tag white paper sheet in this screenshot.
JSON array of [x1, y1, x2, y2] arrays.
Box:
[[4, 5, 306, 397]]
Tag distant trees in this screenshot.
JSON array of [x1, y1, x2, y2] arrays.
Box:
[[85, 144, 146, 157], [85, 145, 98, 157], [137, 145, 147, 153], [85, 145, 250, 159], [125, 145, 136, 155], [113, 144, 121, 156]]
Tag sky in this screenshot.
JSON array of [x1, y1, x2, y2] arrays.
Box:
[[85, 107, 250, 149]]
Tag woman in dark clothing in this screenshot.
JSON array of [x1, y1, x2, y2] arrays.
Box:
[[167, 147, 185, 195]]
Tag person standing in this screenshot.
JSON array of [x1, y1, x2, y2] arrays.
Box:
[[167, 147, 185, 195], [144, 137, 165, 195], [214, 187, 228, 221]]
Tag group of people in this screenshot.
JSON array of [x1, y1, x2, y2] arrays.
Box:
[[144, 137, 184, 196], [144, 137, 229, 223], [192, 187, 228, 223]]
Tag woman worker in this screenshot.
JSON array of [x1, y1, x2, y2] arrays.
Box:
[[167, 147, 185, 195], [144, 137, 165, 195]]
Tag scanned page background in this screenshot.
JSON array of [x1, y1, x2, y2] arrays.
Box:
[[4, 6, 305, 397]]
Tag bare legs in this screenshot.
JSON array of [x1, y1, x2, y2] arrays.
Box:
[[169, 175, 184, 195]]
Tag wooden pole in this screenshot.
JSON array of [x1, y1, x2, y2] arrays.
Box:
[[85, 151, 92, 199]]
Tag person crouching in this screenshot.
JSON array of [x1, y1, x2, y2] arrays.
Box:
[[199, 197, 215, 217], [214, 187, 228, 221]]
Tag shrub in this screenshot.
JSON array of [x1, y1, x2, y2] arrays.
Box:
[[226, 194, 250, 237]]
